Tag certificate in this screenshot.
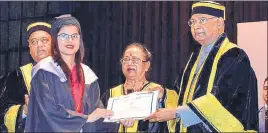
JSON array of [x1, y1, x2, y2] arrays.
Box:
[[104, 91, 159, 122]]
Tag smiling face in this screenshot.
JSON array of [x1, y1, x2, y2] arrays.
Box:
[[190, 13, 224, 46], [121, 46, 150, 81], [28, 30, 52, 62], [57, 25, 80, 56]]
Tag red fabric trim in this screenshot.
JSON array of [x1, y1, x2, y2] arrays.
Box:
[[69, 65, 84, 113]]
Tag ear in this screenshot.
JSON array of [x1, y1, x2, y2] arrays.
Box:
[[28, 40, 30, 48], [145, 62, 151, 72], [217, 17, 224, 28]]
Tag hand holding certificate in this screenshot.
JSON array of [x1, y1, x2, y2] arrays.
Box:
[[104, 91, 159, 122]]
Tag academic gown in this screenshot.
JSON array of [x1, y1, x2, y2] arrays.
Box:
[[0, 63, 32, 132], [174, 33, 259, 132], [25, 56, 103, 132]]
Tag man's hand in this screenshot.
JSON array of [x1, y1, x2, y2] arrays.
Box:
[[144, 108, 176, 122], [120, 118, 135, 128], [23, 94, 29, 115], [87, 108, 113, 122], [147, 87, 164, 99]]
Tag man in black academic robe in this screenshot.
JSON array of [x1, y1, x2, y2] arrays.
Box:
[[146, 1, 259, 132], [0, 22, 52, 132]]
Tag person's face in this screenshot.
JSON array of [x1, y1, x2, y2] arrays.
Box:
[[57, 25, 80, 56], [263, 80, 267, 104], [121, 46, 150, 81], [189, 14, 223, 46], [28, 31, 52, 62]]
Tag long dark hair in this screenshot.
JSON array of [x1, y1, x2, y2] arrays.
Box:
[[52, 24, 84, 83]]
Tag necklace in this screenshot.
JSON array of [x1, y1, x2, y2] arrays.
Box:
[[123, 80, 149, 95]]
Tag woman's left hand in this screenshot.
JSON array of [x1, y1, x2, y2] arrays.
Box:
[[147, 87, 164, 99], [120, 118, 136, 128]]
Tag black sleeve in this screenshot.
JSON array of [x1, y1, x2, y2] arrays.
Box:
[[0, 69, 28, 132], [213, 48, 259, 130], [100, 89, 111, 108]]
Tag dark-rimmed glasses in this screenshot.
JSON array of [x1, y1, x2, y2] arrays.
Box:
[[187, 17, 217, 27], [120, 57, 147, 65]]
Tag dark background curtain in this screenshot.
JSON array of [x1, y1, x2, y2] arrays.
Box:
[[0, 1, 267, 95]]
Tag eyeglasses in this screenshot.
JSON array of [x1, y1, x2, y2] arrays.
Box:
[[187, 17, 216, 27], [30, 37, 50, 46], [57, 33, 80, 41], [120, 57, 147, 65]]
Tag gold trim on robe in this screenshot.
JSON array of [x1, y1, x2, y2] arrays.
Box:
[[164, 89, 179, 132], [4, 63, 33, 132], [20, 63, 33, 94], [191, 93, 256, 132], [178, 37, 255, 132], [4, 105, 21, 132]]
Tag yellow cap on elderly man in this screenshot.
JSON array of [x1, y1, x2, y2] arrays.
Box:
[[27, 22, 51, 37], [191, 1, 225, 20]]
